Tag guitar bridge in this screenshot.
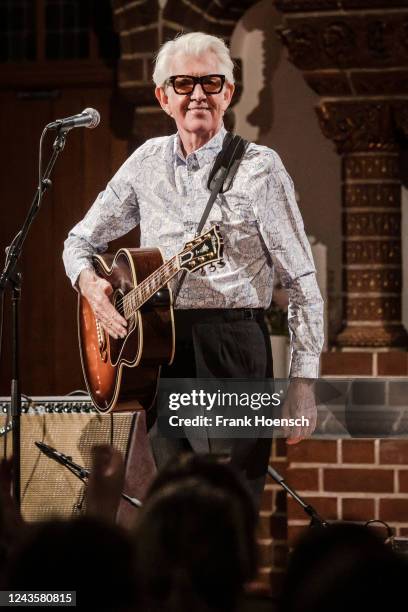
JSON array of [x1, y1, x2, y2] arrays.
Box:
[[96, 319, 108, 362]]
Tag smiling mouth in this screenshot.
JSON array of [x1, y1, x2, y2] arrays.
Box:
[[187, 107, 210, 111]]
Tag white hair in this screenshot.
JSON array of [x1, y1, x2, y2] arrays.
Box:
[[153, 32, 235, 87]]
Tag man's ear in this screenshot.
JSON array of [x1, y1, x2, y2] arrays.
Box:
[[155, 86, 171, 115]]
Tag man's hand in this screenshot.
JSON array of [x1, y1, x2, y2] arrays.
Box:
[[78, 269, 127, 339], [281, 378, 317, 445]]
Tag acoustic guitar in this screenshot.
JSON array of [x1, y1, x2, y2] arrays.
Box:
[[78, 225, 223, 413]]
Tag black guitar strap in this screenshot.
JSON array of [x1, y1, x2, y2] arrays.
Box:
[[173, 132, 249, 304]]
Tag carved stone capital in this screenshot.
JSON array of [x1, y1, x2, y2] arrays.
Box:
[[275, 1, 408, 348], [316, 101, 400, 154], [276, 11, 408, 73]]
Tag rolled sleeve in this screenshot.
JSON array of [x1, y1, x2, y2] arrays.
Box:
[[249, 150, 324, 378]]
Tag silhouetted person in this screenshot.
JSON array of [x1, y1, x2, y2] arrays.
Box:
[[147, 452, 257, 574], [5, 516, 138, 611], [135, 470, 256, 612], [280, 522, 408, 612]]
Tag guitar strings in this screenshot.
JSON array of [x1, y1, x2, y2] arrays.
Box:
[[113, 237, 215, 318], [114, 256, 179, 318]]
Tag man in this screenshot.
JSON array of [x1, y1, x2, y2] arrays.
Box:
[[63, 32, 324, 508]]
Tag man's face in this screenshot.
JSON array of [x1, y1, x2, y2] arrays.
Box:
[[155, 52, 234, 139]]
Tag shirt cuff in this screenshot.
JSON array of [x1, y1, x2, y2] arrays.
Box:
[[70, 264, 94, 291], [289, 351, 320, 378]]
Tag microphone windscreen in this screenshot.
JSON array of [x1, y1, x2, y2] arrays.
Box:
[[83, 107, 100, 129]]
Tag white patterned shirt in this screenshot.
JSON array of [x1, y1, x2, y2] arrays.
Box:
[[63, 125, 324, 377]]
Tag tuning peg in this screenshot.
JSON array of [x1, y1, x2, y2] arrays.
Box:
[[218, 259, 226, 268]]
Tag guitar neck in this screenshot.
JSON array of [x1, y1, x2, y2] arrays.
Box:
[[123, 255, 180, 319]]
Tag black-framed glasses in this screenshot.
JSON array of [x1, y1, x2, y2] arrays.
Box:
[[166, 74, 225, 95]]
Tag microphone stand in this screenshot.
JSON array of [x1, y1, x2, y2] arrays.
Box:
[[0, 128, 67, 507], [35, 442, 142, 509], [268, 465, 328, 528]]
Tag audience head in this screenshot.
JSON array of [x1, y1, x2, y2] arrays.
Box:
[[280, 522, 408, 612], [5, 516, 137, 610], [135, 453, 258, 612]]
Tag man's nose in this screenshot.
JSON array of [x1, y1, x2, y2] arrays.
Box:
[[190, 83, 207, 100]]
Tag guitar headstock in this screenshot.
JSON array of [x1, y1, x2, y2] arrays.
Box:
[[179, 225, 224, 273]]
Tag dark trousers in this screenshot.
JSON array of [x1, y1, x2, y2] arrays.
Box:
[[148, 308, 273, 511]]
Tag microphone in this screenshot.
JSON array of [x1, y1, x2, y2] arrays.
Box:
[[35, 441, 90, 478], [46, 107, 100, 131]]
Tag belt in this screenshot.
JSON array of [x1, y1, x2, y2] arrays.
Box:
[[173, 308, 264, 325]]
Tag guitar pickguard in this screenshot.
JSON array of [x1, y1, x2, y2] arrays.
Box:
[[108, 289, 138, 367]]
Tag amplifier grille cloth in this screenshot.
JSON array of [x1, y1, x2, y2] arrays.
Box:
[[1, 413, 135, 521]]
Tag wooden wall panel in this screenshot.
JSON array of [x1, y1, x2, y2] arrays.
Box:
[[0, 88, 130, 396]]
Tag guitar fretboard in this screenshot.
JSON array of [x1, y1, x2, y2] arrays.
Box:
[[123, 256, 179, 319]]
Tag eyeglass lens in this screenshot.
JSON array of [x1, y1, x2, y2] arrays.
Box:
[[172, 75, 224, 94]]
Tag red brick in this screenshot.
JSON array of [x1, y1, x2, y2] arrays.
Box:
[[288, 440, 337, 463], [118, 58, 144, 83], [260, 487, 273, 512], [273, 438, 287, 458], [378, 352, 408, 376], [287, 496, 338, 521], [272, 543, 289, 568], [380, 498, 408, 522], [380, 440, 408, 464], [286, 468, 319, 491], [257, 541, 273, 568], [268, 462, 287, 480], [257, 540, 288, 570], [257, 512, 287, 540], [398, 470, 408, 492], [272, 489, 287, 514], [249, 567, 285, 596], [249, 569, 273, 597], [342, 497, 375, 521], [321, 352, 373, 375], [397, 527, 408, 537], [127, 27, 158, 54], [342, 440, 375, 463], [270, 514, 288, 540], [324, 468, 394, 493]]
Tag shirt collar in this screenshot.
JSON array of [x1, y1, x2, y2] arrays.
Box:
[[174, 124, 227, 168]]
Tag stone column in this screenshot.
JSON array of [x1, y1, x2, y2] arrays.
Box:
[[275, 0, 408, 348], [317, 100, 407, 346]]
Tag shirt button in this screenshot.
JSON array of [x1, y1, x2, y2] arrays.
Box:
[[188, 156, 199, 172]]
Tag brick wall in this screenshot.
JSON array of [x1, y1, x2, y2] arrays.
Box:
[[257, 350, 408, 595], [256, 438, 288, 593], [286, 439, 408, 544], [284, 351, 408, 546]]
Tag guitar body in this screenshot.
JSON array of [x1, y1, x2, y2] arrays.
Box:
[[78, 248, 175, 413]]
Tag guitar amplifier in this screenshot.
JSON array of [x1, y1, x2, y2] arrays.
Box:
[[0, 395, 96, 415], [0, 396, 136, 522]]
